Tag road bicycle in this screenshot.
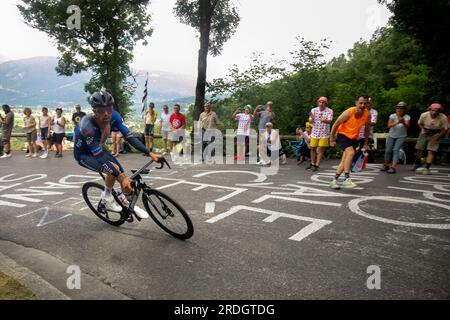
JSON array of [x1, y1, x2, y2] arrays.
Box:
[[82, 157, 194, 240]]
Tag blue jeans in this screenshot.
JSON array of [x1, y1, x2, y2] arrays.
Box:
[[385, 136, 405, 164]]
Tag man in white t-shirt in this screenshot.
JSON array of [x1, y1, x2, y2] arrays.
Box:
[[158, 105, 171, 154], [232, 105, 253, 161], [307, 96, 333, 172], [359, 97, 378, 147]]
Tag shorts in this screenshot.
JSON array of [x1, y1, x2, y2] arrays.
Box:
[[415, 133, 440, 152], [237, 135, 249, 144], [1, 129, 12, 144], [26, 130, 37, 143], [310, 137, 329, 148], [76, 152, 124, 177], [145, 124, 154, 137], [337, 134, 358, 150], [111, 130, 122, 139], [52, 133, 65, 144], [161, 130, 170, 140], [40, 127, 49, 140], [170, 130, 185, 143]]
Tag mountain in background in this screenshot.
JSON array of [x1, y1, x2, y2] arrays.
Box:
[[0, 56, 195, 109]]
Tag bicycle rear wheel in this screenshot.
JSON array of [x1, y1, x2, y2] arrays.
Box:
[[82, 182, 125, 226], [142, 189, 194, 239]]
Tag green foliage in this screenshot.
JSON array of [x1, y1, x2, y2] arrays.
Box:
[[209, 27, 435, 137], [174, 0, 240, 121], [379, 0, 450, 104], [18, 0, 153, 115], [174, 0, 240, 56]]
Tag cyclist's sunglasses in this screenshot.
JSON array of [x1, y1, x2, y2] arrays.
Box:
[[95, 106, 113, 114]]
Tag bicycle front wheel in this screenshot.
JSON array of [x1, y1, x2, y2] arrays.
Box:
[[82, 182, 125, 226], [142, 189, 194, 239]]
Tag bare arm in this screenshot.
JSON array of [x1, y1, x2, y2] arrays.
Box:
[[329, 111, 350, 143], [232, 107, 240, 120], [59, 116, 66, 127], [387, 117, 396, 128]]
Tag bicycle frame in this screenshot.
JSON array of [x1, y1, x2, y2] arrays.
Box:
[[96, 158, 171, 223]]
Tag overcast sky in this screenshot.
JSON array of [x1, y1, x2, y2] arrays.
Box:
[[0, 0, 391, 79]]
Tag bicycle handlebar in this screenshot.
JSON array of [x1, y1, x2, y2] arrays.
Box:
[[129, 156, 171, 180]]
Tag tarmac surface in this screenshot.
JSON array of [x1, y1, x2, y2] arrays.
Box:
[[0, 151, 449, 299]]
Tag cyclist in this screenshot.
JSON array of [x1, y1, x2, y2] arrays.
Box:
[[74, 91, 161, 217]]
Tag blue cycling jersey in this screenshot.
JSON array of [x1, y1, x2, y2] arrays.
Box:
[[74, 110, 149, 158]]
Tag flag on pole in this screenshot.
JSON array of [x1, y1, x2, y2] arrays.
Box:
[[141, 72, 148, 114]]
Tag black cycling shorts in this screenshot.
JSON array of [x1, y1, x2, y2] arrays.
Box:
[[75, 152, 124, 177]]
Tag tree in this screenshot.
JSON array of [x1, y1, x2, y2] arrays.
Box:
[[379, 0, 450, 104], [18, 0, 153, 114], [174, 0, 240, 121]]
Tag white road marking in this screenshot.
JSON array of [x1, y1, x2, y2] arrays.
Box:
[[16, 207, 73, 227], [252, 195, 342, 207], [0, 200, 26, 208], [205, 202, 215, 214], [348, 196, 450, 229], [206, 205, 332, 242], [193, 170, 267, 183]]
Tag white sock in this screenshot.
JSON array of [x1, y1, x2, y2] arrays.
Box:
[[103, 188, 112, 198]]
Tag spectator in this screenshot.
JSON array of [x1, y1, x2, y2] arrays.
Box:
[[199, 102, 220, 159], [144, 102, 157, 153], [111, 125, 122, 157], [158, 105, 171, 154], [358, 97, 378, 162], [233, 105, 253, 161], [307, 96, 333, 172], [169, 104, 186, 161], [296, 123, 312, 165], [71, 104, 86, 128], [411, 103, 448, 175], [254, 101, 275, 160], [381, 102, 410, 174], [259, 122, 287, 166], [329, 95, 371, 189], [51, 107, 66, 158], [23, 107, 38, 158], [39, 107, 51, 158], [0, 104, 14, 159]]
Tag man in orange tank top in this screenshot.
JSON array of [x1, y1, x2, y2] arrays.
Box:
[[328, 95, 371, 189]]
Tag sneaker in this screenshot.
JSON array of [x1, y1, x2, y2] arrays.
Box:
[[133, 205, 150, 219], [31, 153, 38, 158], [387, 167, 396, 174], [40, 152, 48, 159], [311, 166, 319, 172], [256, 160, 265, 165], [341, 178, 357, 189], [329, 179, 341, 190], [280, 155, 287, 165], [0, 153, 11, 158], [380, 166, 390, 172], [25, 153, 31, 157], [411, 163, 422, 172], [101, 194, 123, 212], [422, 168, 431, 175], [305, 163, 314, 170]]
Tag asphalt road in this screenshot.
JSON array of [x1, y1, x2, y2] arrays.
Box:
[[0, 151, 449, 300]]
